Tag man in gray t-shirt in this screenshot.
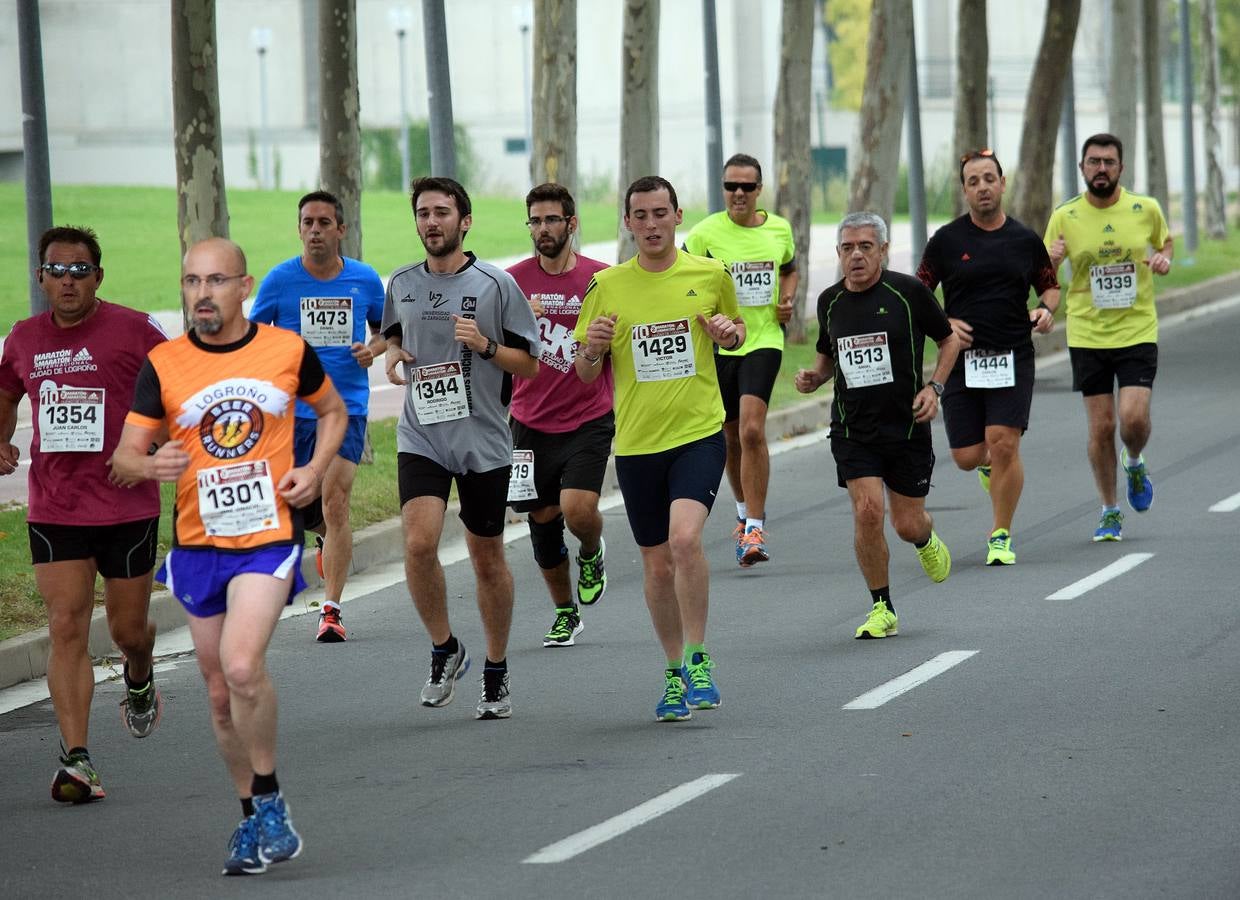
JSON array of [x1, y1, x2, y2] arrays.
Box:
[[383, 177, 540, 721]]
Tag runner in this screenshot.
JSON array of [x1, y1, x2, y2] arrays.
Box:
[[250, 190, 386, 642], [916, 149, 1059, 565], [506, 183, 612, 647], [684, 153, 797, 568], [574, 175, 743, 721], [796, 212, 959, 639], [1044, 133, 1172, 542], [382, 176, 540, 719], [113, 237, 346, 875], [0, 225, 166, 803]]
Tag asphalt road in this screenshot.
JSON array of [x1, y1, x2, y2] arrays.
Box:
[[2, 298, 1239, 898]]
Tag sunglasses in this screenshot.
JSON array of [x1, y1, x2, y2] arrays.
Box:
[[960, 148, 996, 164], [39, 262, 100, 280], [723, 181, 759, 193]]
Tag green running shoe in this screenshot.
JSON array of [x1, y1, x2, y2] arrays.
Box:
[[655, 668, 691, 722], [576, 538, 607, 605], [855, 601, 899, 639], [51, 748, 105, 803], [1093, 509, 1124, 542], [916, 530, 952, 582], [542, 606, 583, 647], [986, 529, 1015, 566], [977, 465, 992, 494]]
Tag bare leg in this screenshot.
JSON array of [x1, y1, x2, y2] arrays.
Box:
[[637, 542, 682, 661], [737, 395, 771, 520], [464, 531, 514, 662], [668, 498, 711, 646], [38, 560, 97, 750], [319, 455, 358, 606], [722, 419, 743, 503], [846, 478, 890, 590], [984, 424, 1024, 533], [1083, 393, 1119, 507], [401, 496, 450, 644], [1117, 386, 1153, 460]]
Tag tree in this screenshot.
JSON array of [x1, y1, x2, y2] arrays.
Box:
[[1108, 0, 1138, 189], [1010, 0, 1081, 234], [773, 0, 814, 343], [847, 0, 912, 229], [952, 0, 988, 217], [824, 0, 871, 111], [532, 0, 578, 194], [1200, 0, 1228, 239], [1141, 0, 1169, 215], [319, 0, 364, 260], [617, 0, 659, 263]]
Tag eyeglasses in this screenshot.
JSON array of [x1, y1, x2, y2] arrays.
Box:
[[723, 181, 759, 193], [1083, 156, 1120, 169], [181, 273, 246, 289], [526, 215, 567, 228], [39, 262, 100, 280]]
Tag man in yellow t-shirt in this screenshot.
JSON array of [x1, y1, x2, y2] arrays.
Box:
[[683, 153, 797, 568], [1044, 132, 1173, 543], [574, 176, 743, 723]]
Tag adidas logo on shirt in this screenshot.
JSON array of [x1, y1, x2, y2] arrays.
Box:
[[1103, 224, 1115, 233], [686, 289, 698, 297], [72, 347, 94, 364], [961, 253, 971, 261]]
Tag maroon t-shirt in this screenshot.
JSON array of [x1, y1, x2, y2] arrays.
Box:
[[506, 254, 614, 433], [0, 301, 166, 524]]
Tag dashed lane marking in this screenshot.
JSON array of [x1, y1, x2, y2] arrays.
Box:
[[1045, 553, 1155, 600], [842, 650, 979, 709]]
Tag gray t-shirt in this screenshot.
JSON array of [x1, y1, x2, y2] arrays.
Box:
[[381, 252, 540, 473]]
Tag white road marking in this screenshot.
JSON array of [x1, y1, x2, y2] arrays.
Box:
[[1209, 491, 1240, 513], [523, 773, 741, 864], [842, 651, 978, 710], [1046, 552, 1155, 600]]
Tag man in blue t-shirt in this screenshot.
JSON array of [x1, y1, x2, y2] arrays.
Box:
[[250, 190, 386, 643]]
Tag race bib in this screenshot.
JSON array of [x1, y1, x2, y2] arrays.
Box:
[[631, 319, 696, 382], [300, 297, 354, 346], [507, 449, 536, 502], [196, 460, 279, 537], [837, 332, 893, 387], [964, 349, 1015, 388], [1088, 262, 1137, 309], [39, 385, 105, 452], [730, 261, 775, 307], [410, 362, 469, 424]]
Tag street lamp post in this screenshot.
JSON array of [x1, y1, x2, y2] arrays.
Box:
[[390, 7, 413, 193], [251, 27, 272, 189]]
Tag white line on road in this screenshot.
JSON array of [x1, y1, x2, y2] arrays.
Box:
[[1045, 553, 1155, 600], [1209, 491, 1240, 513], [842, 651, 979, 710], [523, 773, 741, 864]]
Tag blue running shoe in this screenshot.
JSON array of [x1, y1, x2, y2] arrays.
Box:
[[253, 791, 303, 865], [222, 815, 266, 876], [1093, 508, 1124, 542], [683, 651, 721, 709], [655, 668, 691, 722], [1125, 457, 1154, 512], [732, 519, 745, 566]]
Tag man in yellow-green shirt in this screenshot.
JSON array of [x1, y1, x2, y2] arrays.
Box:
[[684, 153, 797, 569], [574, 175, 743, 723], [1044, 132, 1173, 542]]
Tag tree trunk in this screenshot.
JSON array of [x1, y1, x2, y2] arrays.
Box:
[[617, 0, 659, 263], [952, 0, 988, 217], [532, 0, 577, 195], [1108, 0, 1138, 189], [1010, 0, 1081, 234], [773, 0, 814, 343], [1200, 0, 1227, 239], [1141, 0, 1169, 216], [847, 0, 912, 231], [319, 0, 363, 261]]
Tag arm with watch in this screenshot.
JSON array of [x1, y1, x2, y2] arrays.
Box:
[[451, 313, 539, 379], [914, 330, 962, 424]]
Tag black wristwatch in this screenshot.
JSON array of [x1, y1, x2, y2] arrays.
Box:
[[928, 380, 945, 397], [479, 338, 498, 360]]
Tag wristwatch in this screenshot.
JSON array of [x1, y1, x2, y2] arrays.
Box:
[[479, 338, 498, 360], [928, 380, 945, 397]]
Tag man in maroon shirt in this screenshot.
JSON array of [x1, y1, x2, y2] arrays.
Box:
[[506, 184, 613, 647], [0, 226, 167, 803]]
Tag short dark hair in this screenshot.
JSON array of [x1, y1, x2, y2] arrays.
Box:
[[1081, 132, 1123, 163], [959, 148, 1003, 184], [525, 182, 576, 218], [39, 226, 102, 266], [411, 176, 472, 218], [723, 153, 763, 182], [298, 190, 345, 224], [624, 175, 679, 216]]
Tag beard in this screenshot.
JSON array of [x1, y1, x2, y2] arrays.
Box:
[[422, 228, 463, 258], [192, 300, 223, 335], [535, 231, 570, 260], [1086, 175, 1118, 199]]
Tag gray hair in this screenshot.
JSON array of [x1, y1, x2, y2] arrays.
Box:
[[837, 211, 889, 246]]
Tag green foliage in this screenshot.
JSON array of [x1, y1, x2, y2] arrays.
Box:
[[1216, 0, 1240, 99], [825, 0, 871, 111], [361, 120, 477, 193]]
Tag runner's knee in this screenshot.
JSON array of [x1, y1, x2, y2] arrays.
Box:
[[528, 513, 568, 569]]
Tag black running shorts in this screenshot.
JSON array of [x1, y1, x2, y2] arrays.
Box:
[[508, 410, 615, 513], [397, 453, 511, 538], [28, 517, 159, 579]]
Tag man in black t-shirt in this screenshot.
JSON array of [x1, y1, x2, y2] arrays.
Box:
[[796, 212, 960, 640], [916, 149, 1059, 566]]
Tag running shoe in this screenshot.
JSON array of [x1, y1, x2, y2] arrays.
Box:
[[1125, 458, 1154, 512], [1093, 509, 1124, 542], [576, 538, 607, 605], [732, 518, 745, 565], [119, 673, 163, 738], [222, 815, 266, 876], [854, 601, 899, 639], [655, 668, 691, 722], [476, 666, 512, 719], [543, 606, 583, 647], [683, 651, 720, 709], [315, 605, 346, 643], [977, 465, 992, 494], [314, 534, 325, 580], [50, 748, 105, 803], [738, 526, 770, 568], [253, 791, 303, 865], [915, 530, 952, 583], [420, 641, 470, 707], [986, 529, 1015, 566]]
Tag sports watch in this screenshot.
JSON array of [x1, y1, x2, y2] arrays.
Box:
[[479, 338, 498, 360], [928, 380, 945, 397]]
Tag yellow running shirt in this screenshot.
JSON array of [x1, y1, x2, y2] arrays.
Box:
[[574, 249, 739, 455]]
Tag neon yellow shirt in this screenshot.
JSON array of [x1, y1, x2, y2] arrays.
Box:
[[574, 250, 739, 455], [683, 209, 796, 355], [1043, 187, 1171, 349]]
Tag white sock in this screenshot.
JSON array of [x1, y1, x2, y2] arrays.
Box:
[[1124, 452, 1144, 469], [323, 600, 341, 612], [745, 517, 764, 532], [735, 502, 747, 521]]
